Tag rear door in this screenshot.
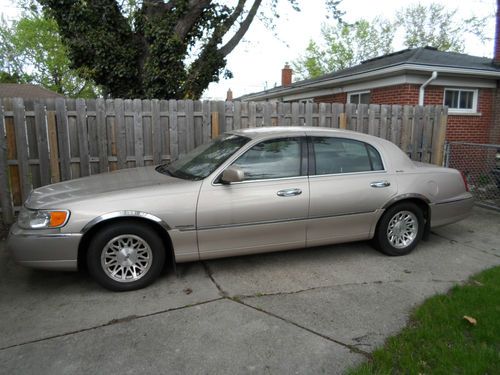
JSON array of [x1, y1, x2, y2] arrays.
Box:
[[306, 136, 397, 247]]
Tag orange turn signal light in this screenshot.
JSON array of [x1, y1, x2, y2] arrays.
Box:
[[48, 211, 69, 227]]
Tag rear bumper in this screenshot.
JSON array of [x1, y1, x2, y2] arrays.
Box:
[[7, 224, 81, 271], [430, 195, 474, 228]]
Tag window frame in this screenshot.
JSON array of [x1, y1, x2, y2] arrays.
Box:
[[307, 136, 386, 177], [347, 90, 371, 105], [213, 136, 308, 185], [443, 88, 478, 114]]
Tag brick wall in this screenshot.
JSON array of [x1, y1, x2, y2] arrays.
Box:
[[313, 92, 347, 103], [313, 83, 496, 144], [371, 84, 419, 104]]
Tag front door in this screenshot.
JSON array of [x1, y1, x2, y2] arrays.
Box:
[[196, 137, 309, 259]]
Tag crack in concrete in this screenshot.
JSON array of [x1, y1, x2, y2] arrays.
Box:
[[232, 278, 463, 300], [0, 297, 223, 352], [431, 232, 500, 258], [201, 261, 228, 297], [229, 297, 372, 360]]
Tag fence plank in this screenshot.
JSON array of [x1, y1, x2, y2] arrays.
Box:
[[151, 99, 161, 164], [185, 99, 195, 152], [133, 99, 144, 166], [0, 100, 14, 223], [12, 98, 32, 200], [305, 102, 313, 126], [390, 105, 402, 146], [233, 101, 242, 129], [47, 110, 60, 183], [34, 101, 50, 186], [55, 98, 72, 181], [421, 106, 433, 163], [74, 99, 90, 177], [202, 100, 210, 143], [431, 106, 448, 166], [96, 98, 109, 173], [332, 103, 343, 128], [169, 100, 179, 159], [368, 104, 378, 136], [380, 105, 389, 139], [114, 98, 127, 169]]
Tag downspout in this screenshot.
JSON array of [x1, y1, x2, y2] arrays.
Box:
[[419, 71, 438, 105]]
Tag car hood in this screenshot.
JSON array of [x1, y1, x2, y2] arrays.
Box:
[[25, 166, 184, 209]]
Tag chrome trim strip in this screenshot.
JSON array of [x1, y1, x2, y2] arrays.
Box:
[[382, 193, 431, 209], [309, 170, 387, 178], [434, 196, 474, 205], [81, 211, 171, 234], [197, 210, 375, 231], [213, 175, 309, 186], [12, 232, 82, 239]]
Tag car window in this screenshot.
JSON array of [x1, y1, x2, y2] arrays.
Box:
[[162, 134, 249, 180], [312, 137, 384, 175], [232, 137, 302, 181]]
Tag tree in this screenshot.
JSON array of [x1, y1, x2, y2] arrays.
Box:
[[0, 13, 99, 97], [38, 0, 342, 99], [293, 19, 394, 80], [293, 2, 490, 80]]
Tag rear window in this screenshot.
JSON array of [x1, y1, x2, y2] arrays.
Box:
[[312, 137, 384, 175]]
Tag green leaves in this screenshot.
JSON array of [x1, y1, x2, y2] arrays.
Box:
[[0, 11, 99, 97], [293, 2, 491, 80]]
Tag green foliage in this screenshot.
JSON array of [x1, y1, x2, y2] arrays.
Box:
[[0, 11, 99, 98], [293, 2, 490, 80], [348, 266, 500, 375], [293, 19, 394, 80]]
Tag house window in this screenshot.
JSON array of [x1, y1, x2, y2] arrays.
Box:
[[347, 91, 370, 105], [444, 88, 478, 113]]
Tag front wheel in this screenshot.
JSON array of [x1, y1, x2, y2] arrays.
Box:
[[87, 222, 166, 291], [373, 202, 424, 256]]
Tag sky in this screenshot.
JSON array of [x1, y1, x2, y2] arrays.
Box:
[[0, 0, 497, 99]]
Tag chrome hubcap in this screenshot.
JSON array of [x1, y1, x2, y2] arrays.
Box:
[[101, 234, 152, 283], [387, 211, 418, 249]]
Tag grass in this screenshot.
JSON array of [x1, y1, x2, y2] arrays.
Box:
[[348, 266, 500, 375]]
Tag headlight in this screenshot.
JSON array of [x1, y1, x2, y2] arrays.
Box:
[[18, 207, 70, 229]]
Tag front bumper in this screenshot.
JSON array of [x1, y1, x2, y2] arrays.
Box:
[[7, 224, 81, 271]]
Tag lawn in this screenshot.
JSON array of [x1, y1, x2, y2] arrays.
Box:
[[348, 266, 500, 375]]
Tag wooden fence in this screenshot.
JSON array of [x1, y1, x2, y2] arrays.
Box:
[[0, 98, 448, 224]]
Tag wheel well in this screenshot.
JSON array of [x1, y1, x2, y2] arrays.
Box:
[[380, 198, 431, 240], [77, 217, 174, 271]]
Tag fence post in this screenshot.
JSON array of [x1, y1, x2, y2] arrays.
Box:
[[211, 112, 219, 138]]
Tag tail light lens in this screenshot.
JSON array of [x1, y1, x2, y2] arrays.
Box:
[[460, 171, 469, 192]]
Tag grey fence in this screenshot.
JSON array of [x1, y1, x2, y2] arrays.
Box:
[[445, 141, 500, 209], [0, 98, 448, 224]]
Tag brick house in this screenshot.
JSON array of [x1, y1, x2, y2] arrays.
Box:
[[237, 47, 500, 145]]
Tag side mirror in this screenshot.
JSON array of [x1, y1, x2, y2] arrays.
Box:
[[221, 166, 244, 184]]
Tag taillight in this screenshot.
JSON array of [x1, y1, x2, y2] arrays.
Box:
[[460, 171, 469, 192]]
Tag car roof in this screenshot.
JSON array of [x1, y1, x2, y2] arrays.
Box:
[[230, 126, 362, 139]]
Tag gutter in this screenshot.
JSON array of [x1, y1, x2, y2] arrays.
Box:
[[418, 71, 438, 105]]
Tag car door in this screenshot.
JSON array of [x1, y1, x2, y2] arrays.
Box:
[[196, 136, 309, 259], [306, 136, 398, 247]]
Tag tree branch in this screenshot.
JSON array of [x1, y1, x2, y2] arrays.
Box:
[[219, 0, 262, 57], [173, 0, 212, 40]]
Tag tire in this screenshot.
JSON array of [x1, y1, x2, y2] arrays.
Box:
[[373, 202, 424, 256], [87, 222, 166, 291]]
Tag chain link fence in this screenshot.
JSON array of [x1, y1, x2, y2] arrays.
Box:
[[444, 142, 500, 210]]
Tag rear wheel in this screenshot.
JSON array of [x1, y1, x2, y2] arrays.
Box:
[[373, 202, 424, 256], [87, 222, 166, 291]]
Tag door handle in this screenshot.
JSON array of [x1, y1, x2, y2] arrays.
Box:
[[277, 188, 302, 197], [370, 181, 391, 188]]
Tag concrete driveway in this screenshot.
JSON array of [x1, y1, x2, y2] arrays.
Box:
[[0, 207, 499, 374]]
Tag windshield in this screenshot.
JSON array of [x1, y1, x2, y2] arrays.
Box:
[[156, 134, 250, 180]]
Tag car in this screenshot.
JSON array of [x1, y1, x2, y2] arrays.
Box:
[[7, 127, 473, 291]]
